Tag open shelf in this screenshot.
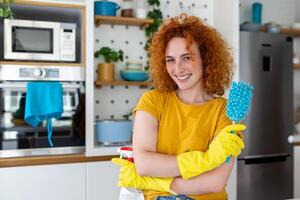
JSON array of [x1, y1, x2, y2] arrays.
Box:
[[95, 80, 151, 87], [95, 16, 153, 28], [294, 64, 300, 69], [260, 27, 300, 37], [280, 28, 300, 37]]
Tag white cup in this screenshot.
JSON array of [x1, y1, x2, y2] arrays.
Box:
[[135, 8, 147, 19]]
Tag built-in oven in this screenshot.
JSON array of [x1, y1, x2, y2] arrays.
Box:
[[0, 64, 85, 158]]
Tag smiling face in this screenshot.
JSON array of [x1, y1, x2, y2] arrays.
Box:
[[165, 37, 203, 92]]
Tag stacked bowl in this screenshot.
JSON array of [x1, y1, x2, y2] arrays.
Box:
[[120, 61, 149, 81]]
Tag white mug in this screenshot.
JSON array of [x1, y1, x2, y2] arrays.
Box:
[[135, 8, 147, 19]]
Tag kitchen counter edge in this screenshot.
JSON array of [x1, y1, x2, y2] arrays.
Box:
[[0, 154, 119, 168], [295, 142, 300, 146]]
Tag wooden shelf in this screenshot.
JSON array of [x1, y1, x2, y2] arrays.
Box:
[[95, 80, 152, 87], [260, 27, 300, 37], [0, 61, 84, 67], [280, 28, 300, 37], [95, 16, 153, 28], [294, 64, 300, 69]]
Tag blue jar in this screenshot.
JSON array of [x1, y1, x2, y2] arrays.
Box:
[[252, 2, 263, 24]]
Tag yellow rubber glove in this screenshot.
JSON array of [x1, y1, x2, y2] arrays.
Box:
[[112, 158, 174, 193], [177, 124, 246, 180]]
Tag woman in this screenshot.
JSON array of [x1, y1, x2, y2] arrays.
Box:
[[112, 14, 245, 200]]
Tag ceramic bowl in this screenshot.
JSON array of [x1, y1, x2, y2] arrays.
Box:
[[125, 61, 143, 71], [240, 22, 261, 32], [120, 70, 149, 81], [265, 23, 280, 33]]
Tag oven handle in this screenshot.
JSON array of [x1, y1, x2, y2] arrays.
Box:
[[0, 82, 81, 89]]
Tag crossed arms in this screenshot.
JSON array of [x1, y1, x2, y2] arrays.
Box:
[[133, 110, 236, 195]]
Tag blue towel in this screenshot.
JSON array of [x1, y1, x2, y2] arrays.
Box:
[[25, 82, 63, 147]]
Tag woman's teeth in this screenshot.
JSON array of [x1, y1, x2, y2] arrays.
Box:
[[175, 74, 192, 80]]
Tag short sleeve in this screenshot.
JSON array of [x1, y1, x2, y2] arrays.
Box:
[[213, 99, 231, 137], [133, 90, 166, 121]]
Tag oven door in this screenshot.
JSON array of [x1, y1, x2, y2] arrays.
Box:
[[4, 19, 61, 61], [0, 82, 85, 157], [0, 64, 85, 158]]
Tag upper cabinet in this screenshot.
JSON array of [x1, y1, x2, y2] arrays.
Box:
[[1, 0, 86, 67], [0, 1, 87, 158]]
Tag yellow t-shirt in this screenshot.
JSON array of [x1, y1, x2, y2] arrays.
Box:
[[134, 89, 231, 200]]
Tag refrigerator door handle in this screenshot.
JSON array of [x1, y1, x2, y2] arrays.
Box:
[[238, 153, 290, 164]]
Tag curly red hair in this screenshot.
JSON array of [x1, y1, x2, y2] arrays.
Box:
[[149, 14, 233, 96]]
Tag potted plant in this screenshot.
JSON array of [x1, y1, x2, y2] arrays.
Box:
[[94, 47, 124, 81], [0, 0, 14, 19]]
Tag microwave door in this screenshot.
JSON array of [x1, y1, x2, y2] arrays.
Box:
[[4, 19, 61, 61]]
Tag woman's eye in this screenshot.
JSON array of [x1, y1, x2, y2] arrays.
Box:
[[183, 56, 191, 62], [166, 59, 174, 63]]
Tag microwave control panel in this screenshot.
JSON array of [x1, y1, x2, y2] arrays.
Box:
[[60, 23, 76, 61]]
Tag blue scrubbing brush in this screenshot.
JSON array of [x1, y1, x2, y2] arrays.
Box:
[[225, 81, 254, 163]]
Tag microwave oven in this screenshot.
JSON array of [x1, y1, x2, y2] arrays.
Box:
[[4, 19, 76, 62]]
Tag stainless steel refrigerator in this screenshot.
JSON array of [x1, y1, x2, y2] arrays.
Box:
[[238, 31, 294, 200]]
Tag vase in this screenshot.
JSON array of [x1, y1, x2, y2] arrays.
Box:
[[97, 63, 115, 81]]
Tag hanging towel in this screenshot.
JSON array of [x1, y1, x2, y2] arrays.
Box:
[[25, 82, 63, 147]]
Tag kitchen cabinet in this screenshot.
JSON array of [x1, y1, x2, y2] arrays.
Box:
[[87, 161, 120, 200], [295, 146, 300, 198], [85, 161, 237, 200], [0, 163, 86, 200]]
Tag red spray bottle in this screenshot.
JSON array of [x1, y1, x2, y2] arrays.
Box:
[[118, 146, 144, 200]]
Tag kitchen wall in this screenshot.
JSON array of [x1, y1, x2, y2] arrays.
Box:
[[296, 1, 300, 21], [240, 0, 297, 26]]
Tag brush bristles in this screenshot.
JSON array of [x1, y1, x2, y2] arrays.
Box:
[[226, 82, 254, 123]]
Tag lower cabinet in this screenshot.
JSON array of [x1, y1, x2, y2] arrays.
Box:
[[295, 146, 300, 198], [0, 163, 86, 200], [0, 161, 120, 200], [0, 160, 240, 200], [87, 161, 120, 200]]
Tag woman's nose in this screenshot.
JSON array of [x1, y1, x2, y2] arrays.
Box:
[[174, 60, 184, 73]]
